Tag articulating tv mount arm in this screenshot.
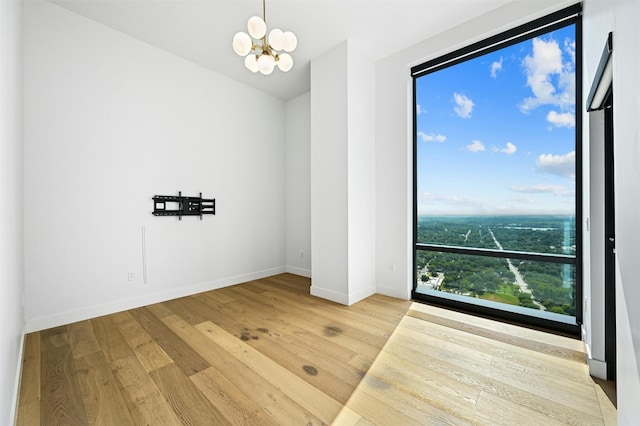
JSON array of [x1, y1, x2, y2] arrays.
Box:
[[152, 192, 215, 220]]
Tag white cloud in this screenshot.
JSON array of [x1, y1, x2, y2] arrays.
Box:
[[564, 38, 576, 67], [510, 184, 574, 197], [512, 196, 534, 204], [420, 192, 485, 208], [547, 110, 575, 128], [490, 56, 503, 78], [418, 131, 446, 143], [466, 140, 485, 152], [536, 151, 576, 178], [416, 104, 423, 115], [520, 37, 575, 113], [500, 142, 517, 155], [453, 93, 474, 118]]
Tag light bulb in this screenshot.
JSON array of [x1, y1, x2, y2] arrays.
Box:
[[257, 54, 275, 75], [247, 16, 266, 39], [283, 31, 297, 52], [268, 29, 285, 51], [245, 54, 259, 73], [277, 53, 293, 72], [232, 32, 252, 56]]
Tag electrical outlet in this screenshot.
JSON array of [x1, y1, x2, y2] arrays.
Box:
[[128, 272, 135, 281], [389, 264, 396, 272]]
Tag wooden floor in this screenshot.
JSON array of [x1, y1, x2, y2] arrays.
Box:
[[16, 274, 616, 425]]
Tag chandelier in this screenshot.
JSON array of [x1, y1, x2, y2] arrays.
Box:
[[232, 0, 297, 75]]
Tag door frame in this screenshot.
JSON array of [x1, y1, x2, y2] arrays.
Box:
[[587, 32, 616, 382]]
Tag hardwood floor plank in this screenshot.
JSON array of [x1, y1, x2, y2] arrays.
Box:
[[402, 313, 590, 382], [190, 291, 367, 400], [129, 306, 210, 376], [17, 332, 41, 425], [237, 280, 269, 294], [145, 301, 175, 319], [17, 274, 614, 425], [245, 283, 402, 343], [41, 325, 69, 350], [90, 315, 135, 364], [474, 391, 570, 426], [386, 317, 603, 424], [198, 290, 361, 366], [164, 296, 212, 325], [40, 328, 88, 425], [411, 301, 584, 352], [190, 367, 269, 425], [261, 393, 327, 426], [343, 379, 428, 426], [211, 309, 359, 403], [75, 351, 135, 425], [489, 354, 605, 406], [201, 288, 237, 305], [161, 314, 319, 422], [111, 311, 173, 372], [195, 320, 358, 424], [354, 373, 467, 425], [224, 286, 384, 360], [364, 347, 486, 423], [408, 307, 585, 363], [260, 274, 311, 296], [150, 363, 229, 425], [332, 407, 365, 426], [110, 355, 182, 425], [67, 321, 101, 359], [244, 322, 366, 389], [353, 417, 376, 426], [594, 379, 617, 426], [355, 293, 414, 319]]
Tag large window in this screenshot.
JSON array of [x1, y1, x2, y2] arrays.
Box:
[[412, 5, 582, 334]]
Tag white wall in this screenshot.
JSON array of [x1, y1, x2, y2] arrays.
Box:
[[346, 40, 376, 304], [0, 0, 24, 421], [285, 92, 311, 277], [23, 1, 286, 331], [583, 0, 640, 422], [310, 40, 376, 305], [310, 42, 349, 302]]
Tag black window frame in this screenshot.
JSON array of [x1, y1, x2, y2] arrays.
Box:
[[411, 3, 583, 336]]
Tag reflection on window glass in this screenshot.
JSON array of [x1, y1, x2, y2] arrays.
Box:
[[414, 21, 578, 320], [416, 251, 576, 317], [416, 216, 575, 255]]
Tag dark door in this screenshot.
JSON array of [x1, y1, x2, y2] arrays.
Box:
[[604, 95, 616, 382]]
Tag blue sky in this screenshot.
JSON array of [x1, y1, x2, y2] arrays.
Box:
[[416, 24, 576, 216]]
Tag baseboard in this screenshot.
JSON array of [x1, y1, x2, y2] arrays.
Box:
[[588, 358, 608, 380], [10, 330, 26, 425], [285, 266, 311, 278], [376, 284, 411, 301], [24, 266, 286, 333], [348, 287, 376, 305], [584, 342, 608, 379], [310, 286, 375, 306], [310, 285, 349, 305]]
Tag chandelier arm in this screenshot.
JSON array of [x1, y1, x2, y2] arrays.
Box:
[[263, 0, 266, 23]]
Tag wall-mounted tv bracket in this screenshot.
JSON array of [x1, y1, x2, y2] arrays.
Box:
[[152, 192, 215, 220]]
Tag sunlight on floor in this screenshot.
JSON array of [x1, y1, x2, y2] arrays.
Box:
[[332, 302, 616, 425]]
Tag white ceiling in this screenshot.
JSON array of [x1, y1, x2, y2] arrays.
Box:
[[49, 0, 516, 101]]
